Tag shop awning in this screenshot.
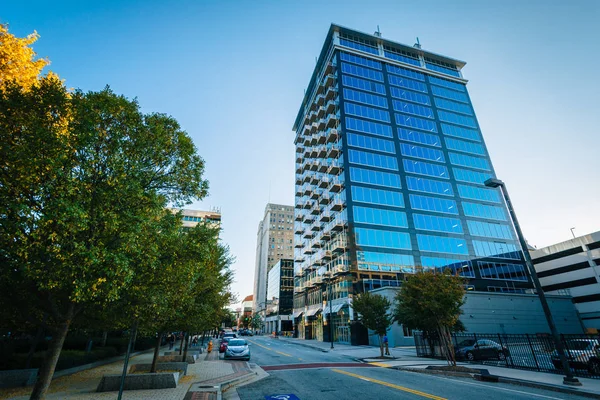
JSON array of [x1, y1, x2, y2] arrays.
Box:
[[306, 307, 322, 317], [323, 303, 345, 315], [293, 310, 304, 319]]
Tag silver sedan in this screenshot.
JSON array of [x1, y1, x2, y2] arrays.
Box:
[[224, 339, 251, 361]]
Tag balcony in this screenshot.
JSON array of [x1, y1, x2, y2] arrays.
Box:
[[311, 239, 322, 249], [327, 144, 341, 159], [310, 174, 320, 186], [331, 198, 346, 212], [294, 240, 304, 248], [320, 212, 332, 223], [322, 250, 332, 261], [295, 164, 303, 175], [310, 206, 320, 216], [294, 224, 304, 235], [294, 284, 306, 294], [318, 163, 328, 173], [323, 74, 336, 87], [295, 186, 303, 197], [296, 144, 304, 154], [326, 128, 339, 143], [331, 237, 348, 253], [302, 200, 314, 209], [331, 217, 348, 232], [329, 178, 344, 193], [317, 118, 326, 131], [303, 214, 315, 224], [324, 62, 335, 76], [325, 85, 337, 102], [310, 189, 321, 200], [319, 193, 332, 205], [328, 160, 342, 175], [325, 112, 339, 129], [317, 175, 329, 189], [311, 222, 322, 232], [317, 131, 327, 145], [324, 99, 337, 115], [317, 105, 326, 119], [310, 134, 318, 146], [303, 136, 311, 147], [303, 244, 315, 253], [303, 173, 311, 184]]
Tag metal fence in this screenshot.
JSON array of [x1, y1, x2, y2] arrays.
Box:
[[414, 332, 600, 379]]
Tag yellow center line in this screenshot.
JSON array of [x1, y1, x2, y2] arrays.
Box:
[[332, 369, 447, 400], [247, 339, 294, 358], [368, 362, 392, 368]]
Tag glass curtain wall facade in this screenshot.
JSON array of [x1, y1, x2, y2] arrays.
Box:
[[293, 25, 531, 343]]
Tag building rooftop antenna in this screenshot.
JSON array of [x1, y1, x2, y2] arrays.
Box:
[[414, 37, 421, 49], [374, 25, 382, 37]]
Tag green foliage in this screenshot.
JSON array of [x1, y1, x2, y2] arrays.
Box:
[[394, 270, 465, 333], [249, 313, 263, 330], [352, 292, 394, 336]]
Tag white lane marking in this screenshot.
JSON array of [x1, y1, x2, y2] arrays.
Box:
[[434, 375, 569, 400]]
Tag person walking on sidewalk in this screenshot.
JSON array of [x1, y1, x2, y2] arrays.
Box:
[[383, 334, 390, 356], [168, 333, 176, 350]]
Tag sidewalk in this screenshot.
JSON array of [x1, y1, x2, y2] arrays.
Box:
[[278, 337, 600, 398], [0, 339, 257, 400]]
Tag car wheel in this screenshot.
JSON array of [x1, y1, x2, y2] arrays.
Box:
[[588, 359, 600, 375], [466, 351, 475, 361], [498, 351, 506, 361]]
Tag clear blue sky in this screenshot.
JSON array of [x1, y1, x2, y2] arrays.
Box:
[[4, 0, 599, 307]]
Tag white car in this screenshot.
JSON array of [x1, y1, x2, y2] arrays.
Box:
[[224, 338, 251, 361], [551, 339, 600, 374]]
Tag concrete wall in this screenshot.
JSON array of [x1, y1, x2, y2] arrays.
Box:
[[365, 287, 584, 348]]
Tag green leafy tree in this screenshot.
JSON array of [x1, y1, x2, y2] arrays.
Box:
[[394, 270, 465, 366], [0, 80, 208, 399], [249, 313, 263, 331], [352, 292, 394, 357]]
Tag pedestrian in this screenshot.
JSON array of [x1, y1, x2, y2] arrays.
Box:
[[168, 333, 175, 350], [192, 336, 198, 347], [383, 334, 390, 356]]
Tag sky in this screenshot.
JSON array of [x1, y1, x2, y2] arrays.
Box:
[[4, 0, 599, 309]]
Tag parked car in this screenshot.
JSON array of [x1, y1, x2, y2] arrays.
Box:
[[220, 332, 237, 343], [455, 339, 509, 361], [224, 339, 251, 361], [219, 338, 229, 353], [551, 339, 600, 374]]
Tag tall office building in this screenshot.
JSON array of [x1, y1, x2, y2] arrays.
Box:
[[293, 24, 531, 344], [253, 203, 295, 314]]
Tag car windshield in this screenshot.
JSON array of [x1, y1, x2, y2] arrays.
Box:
[[457, 339, 475, 347], [228, 340, 246, 346], [567, 341, 595, 351]]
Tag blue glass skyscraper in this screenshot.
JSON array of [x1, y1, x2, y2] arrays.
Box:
[[293, 25, 530, 344]]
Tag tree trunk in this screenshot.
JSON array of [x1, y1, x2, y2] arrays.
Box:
[[182, 333, 190, 360], [150, 332, 162, 373], [131, 327, 138, 352], [379, 334, 384, 358], [101, 330, 108, 347], [178, 333, 184, 355], [25, 314, 47, 369], [29, 308, 73, 400]]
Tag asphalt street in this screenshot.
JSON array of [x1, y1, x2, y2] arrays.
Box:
[[234, 336, 590, 400]]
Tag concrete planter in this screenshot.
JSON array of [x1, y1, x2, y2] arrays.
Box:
[[0, 369, 38, 388], [157, 354, 196, 364], [96, 372, 179, 392], [129, 362, 188, 375]]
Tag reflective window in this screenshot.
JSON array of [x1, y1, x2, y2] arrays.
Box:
[[387, 74, 428, 93], [410, 194, 458, 215], [355, 227, 412, 250], [449, 152, 490, 171], [340, 51, 382, 70], [438, 110, 478, 128], [453, 168, 492, 185], [431, 85, 469, 103], [413, 213, 463, 234], [429, 76, 466, 92], [353, 206, 408, 228], [398, 128, 440, 147], [434, 97, 473, 115], [395, 113, 438, 132], [472, 240, 520, 260], [390, 86, 431, 106], [352, 185, 405, 208], [357, 251, 415, 273], [342, 75, 386, 95], [345, 102, 390, 123], [421, 256, 475, 277], [478, 262, 527, 281], [339, 38, 379, 55], [441, 123, 481, 142], [343, 88, 388, 108], [462, 202, 506, 221], [341, 62, 384, 82], [346, 117, 392, 138], [386, 64, 425, 81], [348, 149, 398, 170], [350, 167, 401, 188], [416, 234, 468, 255], [457, 184, 500, 203], [467, 220, 513, 240], [347, 132, 395, 154], [406, 176, 453, 196], [383, 46, 421, 67], [400, 143, 445, 163], [392, 100, 434, 119], [403, 159, 449, 179], [444, 137, 485, 155], [425, 62, 461, 77]]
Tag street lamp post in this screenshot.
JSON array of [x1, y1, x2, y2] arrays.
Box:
[[484, 178, 581, 386], [327, 275, 334, 349]]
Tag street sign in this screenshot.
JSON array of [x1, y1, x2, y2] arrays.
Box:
[[265, 395, 300, 400]]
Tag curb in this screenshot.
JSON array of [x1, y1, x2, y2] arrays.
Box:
[[476, 374, 600, 399], [219, 370, 258, 393], [277, 339, 330, 353], [394, 366, 474, 379]]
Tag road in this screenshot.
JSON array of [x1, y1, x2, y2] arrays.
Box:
[[233, 336, 590, 400]]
